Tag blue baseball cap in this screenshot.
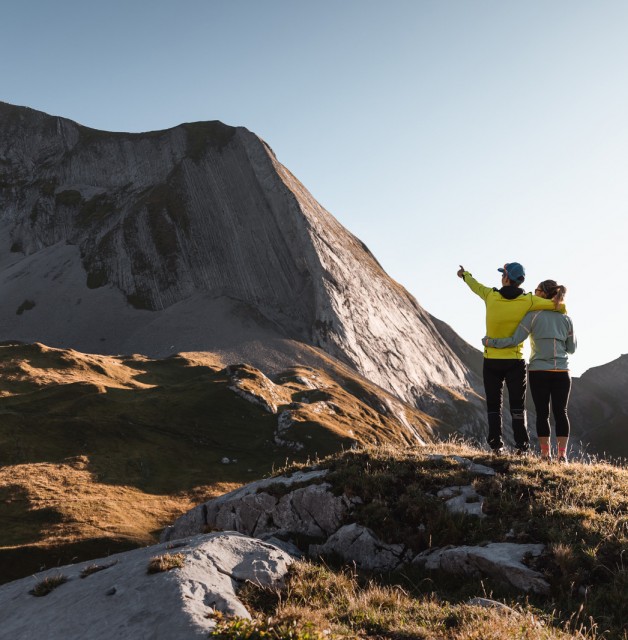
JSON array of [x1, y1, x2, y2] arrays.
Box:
[[498, 262, 525, 284]]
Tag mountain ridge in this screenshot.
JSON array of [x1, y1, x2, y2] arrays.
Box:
[[0, 101, 484, 433]]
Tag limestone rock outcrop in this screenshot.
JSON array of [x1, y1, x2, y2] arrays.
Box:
[[413, 542, 550, 594], [310, 523, 413, 571], [0, 532, 292, 640], [162, 461, 551, 594], [161, 469, 354, 543]]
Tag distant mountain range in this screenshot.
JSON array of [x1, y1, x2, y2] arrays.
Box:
[[569, 354, 628, 458]]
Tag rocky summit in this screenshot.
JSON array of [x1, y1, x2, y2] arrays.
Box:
[[0, 101, 483, 432]]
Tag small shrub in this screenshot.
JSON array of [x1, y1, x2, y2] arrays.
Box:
[[29, 573, 67, 597], [16, 300, 36, 315], [147, 553, 185, 574]]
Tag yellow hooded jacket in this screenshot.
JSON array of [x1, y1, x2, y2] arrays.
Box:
[[461, 271, 566, 360]]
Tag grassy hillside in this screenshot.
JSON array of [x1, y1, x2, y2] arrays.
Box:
[[0, 342, 433, 583], [215, 443, 628, 640], [3, 342, 626, 638]]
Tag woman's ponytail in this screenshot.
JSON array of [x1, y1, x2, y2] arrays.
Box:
[[539, 279, 567, 305]]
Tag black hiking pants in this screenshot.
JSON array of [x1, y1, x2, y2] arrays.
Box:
[[529, 370, 572, 438], [482, 358, 529, 451]]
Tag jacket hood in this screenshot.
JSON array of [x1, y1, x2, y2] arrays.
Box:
[[496, 285, 525, 300]]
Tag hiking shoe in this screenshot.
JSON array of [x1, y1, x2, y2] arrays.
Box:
[[514, 446, 531, 457], [558, 456, 568, 464], [491, 447, 505, 456]]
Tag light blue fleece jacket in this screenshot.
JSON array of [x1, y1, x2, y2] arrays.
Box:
[[483, 310, 576, 371]]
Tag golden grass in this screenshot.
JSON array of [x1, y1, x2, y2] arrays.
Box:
[[0, 342, 434, 584], [147, 552, 185, 574], [234, 561, 589, 640], [29, 573, 68, 597], [0, 460, 193, 545]]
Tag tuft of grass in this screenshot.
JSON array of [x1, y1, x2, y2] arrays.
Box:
[[80, 562, 115, 578], [147, 552, 186, 574], [29, 573, 68, 597]]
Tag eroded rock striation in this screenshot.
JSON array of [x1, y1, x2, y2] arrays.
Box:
[[0, 101, 483, 429]]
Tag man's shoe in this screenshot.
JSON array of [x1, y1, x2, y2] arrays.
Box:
[[514, 446, 531, 457], [491, 447, 505, 456], [558, 456, 568, 464]]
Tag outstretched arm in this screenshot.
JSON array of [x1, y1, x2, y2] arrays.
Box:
[[457, 265, 492, 300]]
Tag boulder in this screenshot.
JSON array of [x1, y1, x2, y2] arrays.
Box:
[[437, 484, 486, 518], [161, 469, 354, 543], [310, 523, 412, 571], [414, 542, 549, 594], [0, 532, 292, 640], [428, 454, 496, 476]]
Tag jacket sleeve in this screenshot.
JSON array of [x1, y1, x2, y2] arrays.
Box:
[[461, 272, 492, 301], [529, 293, 567, 314], [482, 313, 535, 349], [566, 317, 577, 354]]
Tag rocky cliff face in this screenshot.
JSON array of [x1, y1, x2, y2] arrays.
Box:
[[0, 101, 483, 426], [569, 354, 628, 458]]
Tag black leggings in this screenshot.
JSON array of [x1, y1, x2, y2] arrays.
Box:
[[529, 371, 571, 438], [483, 359, 528, 450]]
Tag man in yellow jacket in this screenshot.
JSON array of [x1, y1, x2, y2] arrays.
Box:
[[457, 262, 565, 454]]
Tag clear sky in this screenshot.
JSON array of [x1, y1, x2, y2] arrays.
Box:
[[2, 0, 627, 376]]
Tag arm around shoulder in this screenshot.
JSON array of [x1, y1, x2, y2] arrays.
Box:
[[530, 294, 567, 314], [483, 314, 533, 349]]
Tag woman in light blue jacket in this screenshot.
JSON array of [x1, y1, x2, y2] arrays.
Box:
[[482, 280, 576, 462]]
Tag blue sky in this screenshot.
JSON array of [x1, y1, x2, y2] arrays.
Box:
[[3, 0, 628, 376]]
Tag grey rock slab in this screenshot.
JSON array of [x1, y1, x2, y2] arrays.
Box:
[[271, 483, 351, 537], [437, 484, 486, 518], [0, 532, 292, 640], [428, 454, 496, 476], [310, 523, 412, 571], [161, 469, 337, 542], [414, 542, 549, 594]]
